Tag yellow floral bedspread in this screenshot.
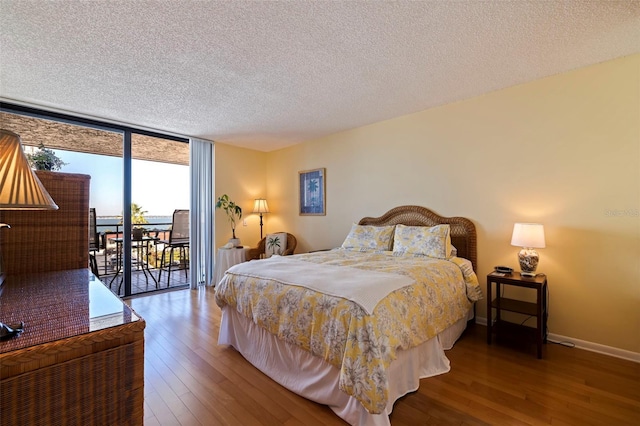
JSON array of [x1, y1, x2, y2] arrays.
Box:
[[214, 250, 482, 414]]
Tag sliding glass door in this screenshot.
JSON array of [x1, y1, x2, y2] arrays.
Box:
[[0, 104, 189, 297], [130, 134, 189, 295]]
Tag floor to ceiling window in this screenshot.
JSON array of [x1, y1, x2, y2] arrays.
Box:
[[0, 103, 189, 297]]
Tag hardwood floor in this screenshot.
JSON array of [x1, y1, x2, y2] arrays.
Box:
[[129, 288, 640, 425]]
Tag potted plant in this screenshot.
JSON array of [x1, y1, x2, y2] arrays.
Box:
[[215, 194, 242, 246], [26, 143, 67, 171]]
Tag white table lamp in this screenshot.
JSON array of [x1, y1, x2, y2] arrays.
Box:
[[511, 223, 545, 277]]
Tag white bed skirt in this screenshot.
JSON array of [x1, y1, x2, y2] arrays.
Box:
[[218, 307, 471, 426]]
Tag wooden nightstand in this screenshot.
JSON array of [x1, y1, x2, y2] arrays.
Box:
[[486, 271, 548, 358]]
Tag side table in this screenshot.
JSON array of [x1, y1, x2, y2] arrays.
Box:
[[487, 271, 548, 358], [108, 236, 160, 293], [214, 247, 249, 286]]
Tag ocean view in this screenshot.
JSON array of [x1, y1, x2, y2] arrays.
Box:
[[96, 216, 173, 233]]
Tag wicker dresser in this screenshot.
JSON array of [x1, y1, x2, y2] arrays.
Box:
[[0, 269, 145, 425]]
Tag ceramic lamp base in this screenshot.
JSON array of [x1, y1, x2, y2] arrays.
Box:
[[518, 247, 539, 277], [229, 238, 241, 247]]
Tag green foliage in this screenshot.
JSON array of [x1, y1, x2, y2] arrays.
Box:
[[215, 194, 242, 237], [26, 143, 67, 171], [131, 203, 148, 225], [118, 203, 148, 227]]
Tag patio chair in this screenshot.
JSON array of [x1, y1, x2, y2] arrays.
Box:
[[158, 209, 189, 287], [89, 208, 101, 277]]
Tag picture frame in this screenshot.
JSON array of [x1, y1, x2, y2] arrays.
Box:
[[299, 168, 326, 216]]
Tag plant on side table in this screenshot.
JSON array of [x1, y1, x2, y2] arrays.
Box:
[[215, 194, 243, 247]]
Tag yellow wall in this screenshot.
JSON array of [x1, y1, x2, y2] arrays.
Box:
[[264, 55, 640, 353], [214, 143, 268, 249]]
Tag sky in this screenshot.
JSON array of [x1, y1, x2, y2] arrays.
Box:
[[57, 150, 189, 217]]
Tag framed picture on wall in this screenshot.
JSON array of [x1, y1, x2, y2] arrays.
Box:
[[299, 168, 326, 216]]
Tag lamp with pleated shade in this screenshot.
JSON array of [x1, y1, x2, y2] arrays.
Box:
[[0, 129, 58, 340], [1, 130, 58, 210]]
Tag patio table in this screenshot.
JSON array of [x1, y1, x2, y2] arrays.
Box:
[[108, 236, 159, 292]]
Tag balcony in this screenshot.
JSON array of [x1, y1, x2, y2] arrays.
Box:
[[92, 218, 189, 297]]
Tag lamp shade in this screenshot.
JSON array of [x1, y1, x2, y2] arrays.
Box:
[[511, 223, 545, 248], [252, 199, 270, 214], [0, 130, 58, 210]]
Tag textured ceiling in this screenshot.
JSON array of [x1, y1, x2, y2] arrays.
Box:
[[1, 1, 639, 152]]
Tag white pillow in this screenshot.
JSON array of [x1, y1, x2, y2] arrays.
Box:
[[392, 224, 452, 259], [265, 233, 288, 257], [340, 224, 395, 252]]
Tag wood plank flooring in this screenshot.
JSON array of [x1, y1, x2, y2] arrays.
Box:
[[128, 288, 640, 425]]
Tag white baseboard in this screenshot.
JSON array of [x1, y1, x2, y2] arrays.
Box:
[[475, 316, 640, 363]]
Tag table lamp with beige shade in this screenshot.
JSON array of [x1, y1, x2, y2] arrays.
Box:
[[0, 129, 58, 339]]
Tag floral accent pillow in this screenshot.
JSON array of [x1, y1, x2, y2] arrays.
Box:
[[392, 224, 452, 259], [265, 232, 288, 258], [340, 224, 395, 252]]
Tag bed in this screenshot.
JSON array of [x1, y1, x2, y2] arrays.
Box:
[[215, 205, 481, 425]]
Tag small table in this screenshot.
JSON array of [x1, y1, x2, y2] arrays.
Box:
[[214, 247, 249, 286], [487, 271, 548, 358], [108, 236, 160, 291]]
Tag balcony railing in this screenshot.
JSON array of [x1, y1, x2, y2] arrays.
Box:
[[92, 217, 188, 295]]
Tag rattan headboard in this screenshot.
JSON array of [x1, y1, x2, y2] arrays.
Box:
[[359, 205, 477, 272]]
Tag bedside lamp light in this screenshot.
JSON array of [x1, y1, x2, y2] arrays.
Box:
[[252, 198, 270, 239], [0, 129, 59, 339], [511, 223, 545, 277]]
